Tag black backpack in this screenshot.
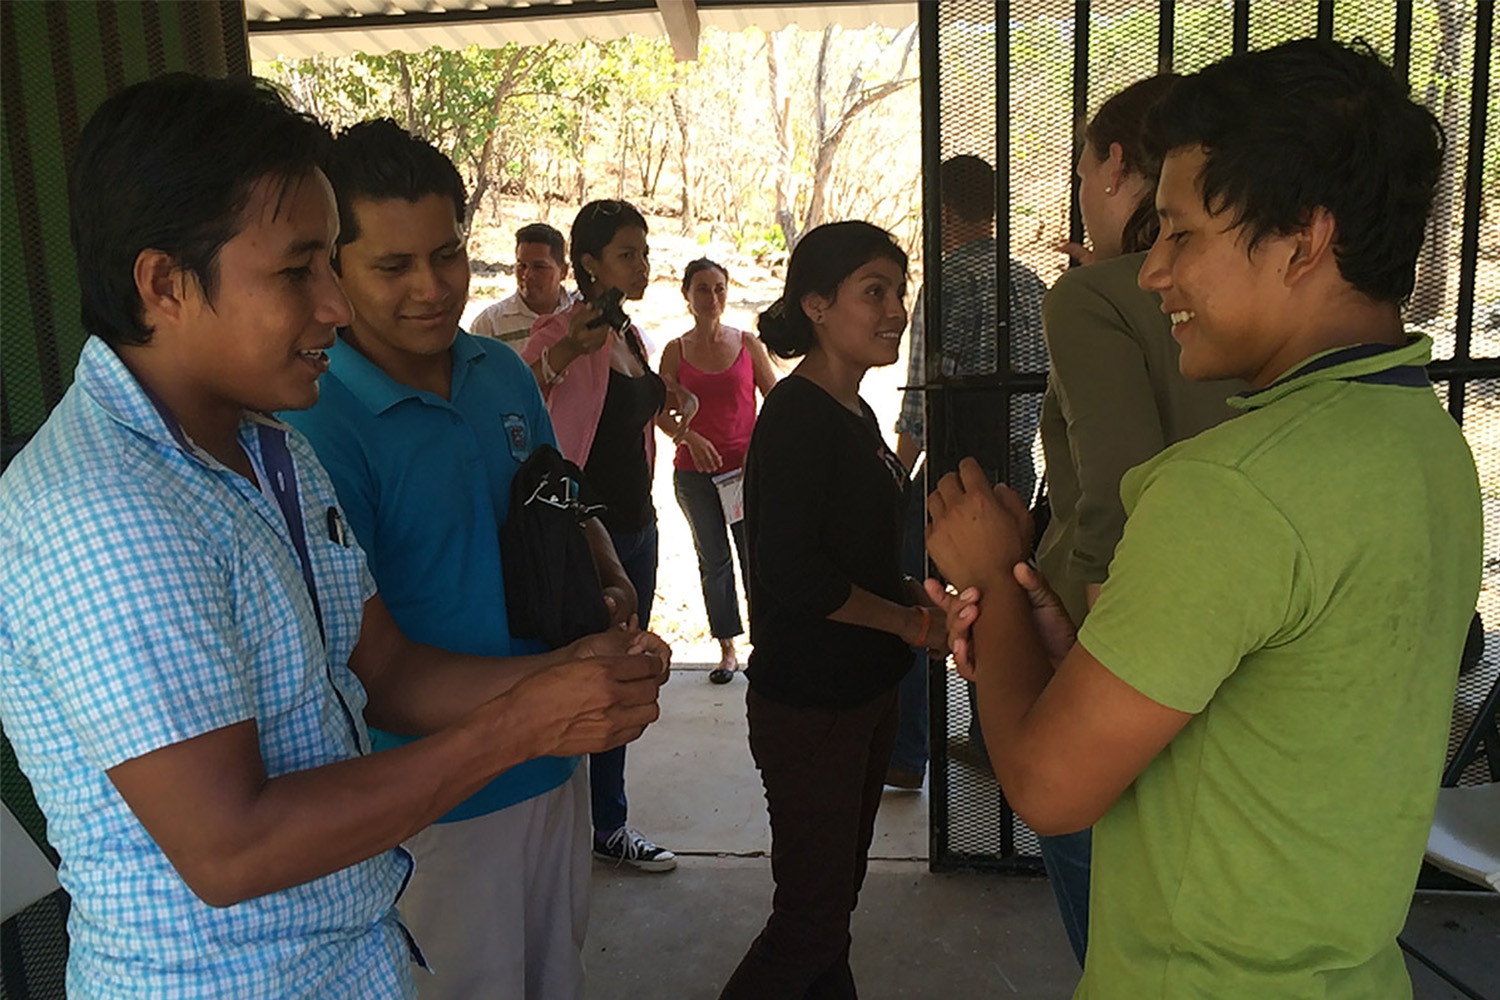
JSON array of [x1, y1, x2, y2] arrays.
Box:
[[501, 444, 612, 649]]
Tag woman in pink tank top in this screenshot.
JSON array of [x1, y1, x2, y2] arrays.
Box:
[[657, 259, 779, 682]]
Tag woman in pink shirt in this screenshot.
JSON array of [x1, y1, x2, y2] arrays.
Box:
[[657, 260, 779, 683], [522, 199, 687, 873]]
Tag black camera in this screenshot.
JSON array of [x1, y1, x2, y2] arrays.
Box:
[[586, 287, 631, 331]]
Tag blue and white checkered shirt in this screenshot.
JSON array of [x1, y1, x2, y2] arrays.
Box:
[[0, 338, 416, 1000]]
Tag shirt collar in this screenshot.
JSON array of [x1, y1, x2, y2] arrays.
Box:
[[1229, 334, 1433, 411], [75, 336, 289, 467], [327, 328, 487, 416]]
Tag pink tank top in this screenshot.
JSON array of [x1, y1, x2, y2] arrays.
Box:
[[675, 331, 756, 472]]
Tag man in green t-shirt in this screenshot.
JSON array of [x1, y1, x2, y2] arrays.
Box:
[[924, 39, 1481, 999]]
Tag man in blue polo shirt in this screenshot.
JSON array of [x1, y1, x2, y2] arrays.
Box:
[[282, 120, 640, 1000], [0, 75, 667, 1000]]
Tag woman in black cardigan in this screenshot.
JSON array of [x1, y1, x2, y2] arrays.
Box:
[[720, 222, 949, 1000]]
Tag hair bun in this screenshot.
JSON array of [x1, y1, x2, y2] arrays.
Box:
[[757, 297, 806, 358]]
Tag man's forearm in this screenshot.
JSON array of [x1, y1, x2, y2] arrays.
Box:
[[216, 710, 534, 903], [354, 597, 569, 737], [111, 701, 542, 908], [360, 643, 556, 737], [969, 577, 1058, 803]]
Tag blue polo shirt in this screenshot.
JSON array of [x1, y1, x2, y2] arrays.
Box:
[[283, 331, 576, 822]]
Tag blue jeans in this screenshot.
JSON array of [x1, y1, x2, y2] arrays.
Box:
[[591, 521, 658, 837], [673, 469, 748, 639], [1038, 827, 1091, 966]]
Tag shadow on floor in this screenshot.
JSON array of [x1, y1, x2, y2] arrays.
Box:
[[585, 667, 1500, 1000]]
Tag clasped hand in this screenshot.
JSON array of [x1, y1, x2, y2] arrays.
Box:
[[924, 458, 1031, 591], [922, 458, 1076, 678]]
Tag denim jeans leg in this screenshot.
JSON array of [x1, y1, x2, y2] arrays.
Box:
[[592, 522, 659, 837], [673, 470, 743, 638], [1038, 827, 1092, 966]]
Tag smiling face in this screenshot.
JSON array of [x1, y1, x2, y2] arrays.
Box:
[[1139, 146, 1303, 388], [164, 169, 350, 418], [583, 225, 650, 301], [684, 265, 728, 323], [335, 193, 469, 364], [803, 256, 908, 371], [515, 239, 566, 314]]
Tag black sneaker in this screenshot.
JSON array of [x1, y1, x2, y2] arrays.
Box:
[[593, 827, 678, 872]]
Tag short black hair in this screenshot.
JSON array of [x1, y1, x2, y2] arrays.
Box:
[[570, 200, 649, 299], [940, 155, 995, 224], [681, 258, 729, 295], [68, 73, 330, 347], [324, 118, 467, 250], [1143, 39, 1442, 304], [516, 222, 566, 265], [758, 222, 908, 359]]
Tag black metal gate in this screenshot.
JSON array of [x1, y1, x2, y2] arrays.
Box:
[[918, 0, 1499, 871]]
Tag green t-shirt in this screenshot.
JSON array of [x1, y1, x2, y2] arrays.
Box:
[[1075, 336, 1481, 1000]]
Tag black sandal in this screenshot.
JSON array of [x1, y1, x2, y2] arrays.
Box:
[[709, 666, 734, 684]]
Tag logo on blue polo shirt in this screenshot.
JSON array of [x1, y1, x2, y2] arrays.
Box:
[[501, 413, 530, 461]]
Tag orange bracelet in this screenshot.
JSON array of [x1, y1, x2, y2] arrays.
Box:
[[913, 605, 931, 647]]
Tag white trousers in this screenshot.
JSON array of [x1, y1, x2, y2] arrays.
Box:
[[399, 764, 591, 1000]]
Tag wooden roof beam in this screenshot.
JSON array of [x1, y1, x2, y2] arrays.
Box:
[[655, 0, 700, 61]]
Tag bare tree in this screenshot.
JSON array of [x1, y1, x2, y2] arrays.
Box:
[[768, 30, 800, 249], [670, 90, 693, 235], [1409, 0, 1467, 325], [768, 25, 918, 249]]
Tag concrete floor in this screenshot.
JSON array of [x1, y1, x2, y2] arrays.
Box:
[[584, 666, 1500, 1000]]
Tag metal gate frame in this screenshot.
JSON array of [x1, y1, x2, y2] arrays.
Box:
[[918, 0, 1499, 872]]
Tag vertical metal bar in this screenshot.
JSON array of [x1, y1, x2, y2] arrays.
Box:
[[995, 0, 1017, 859], [1232, 0, 1249, 54], [1393, 2, 1412, 81], [1157, 0, 1175, 73], [997, 0, 1012, 380], [1317, 0, 1334, 41], [1448, 0, 1492, 426], [1069, 1, 1090, 249], [918, 0, 947, 869]]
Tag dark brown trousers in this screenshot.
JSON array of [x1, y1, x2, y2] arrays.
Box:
[[719, 684, 900, 1000]]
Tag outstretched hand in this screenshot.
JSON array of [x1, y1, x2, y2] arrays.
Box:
[[923, 578, 980, 678], [923, 562, 1077, 680]]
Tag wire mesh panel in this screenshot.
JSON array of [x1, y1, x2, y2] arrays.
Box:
[[0, 1, 248, 468], [923, 0, 1500, 871], [1, 7, 250, 998]]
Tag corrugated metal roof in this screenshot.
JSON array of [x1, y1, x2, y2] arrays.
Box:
[[246, 1, 917, 61]]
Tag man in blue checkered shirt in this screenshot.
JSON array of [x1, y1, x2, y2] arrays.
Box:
[[888, 155, 1047, 789], [0, 74, 668, 1000]]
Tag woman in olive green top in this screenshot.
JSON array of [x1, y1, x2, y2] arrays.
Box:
[[1032, 74, 1245, 965]]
